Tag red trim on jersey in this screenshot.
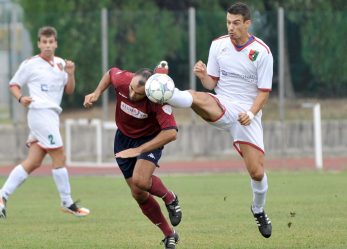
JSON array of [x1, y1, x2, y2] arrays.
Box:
[[9, 84, 21, 89], [232, 35, 256, 51], [209, 75, 220, 81], [212, 34, 229, 42], [207, 93, 226, 122], [254, 38, 270, 54], [233, 141, 265, 157], [258, 88, 272, 92]]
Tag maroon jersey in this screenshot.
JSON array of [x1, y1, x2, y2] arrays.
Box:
[[109, 67, 177, 138]]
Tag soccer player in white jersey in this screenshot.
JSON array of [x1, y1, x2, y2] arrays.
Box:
[[0, 26, 89, 218], [165, 2, 273, 238]]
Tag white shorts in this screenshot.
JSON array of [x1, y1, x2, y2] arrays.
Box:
[[27, 108, 63, 149], [208, 94, 264, 156]]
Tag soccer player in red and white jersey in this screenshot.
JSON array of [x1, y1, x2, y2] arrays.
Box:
[[165, 2, 273, 238], [83, 62, 181, 249], [0, 26, 90, 218]]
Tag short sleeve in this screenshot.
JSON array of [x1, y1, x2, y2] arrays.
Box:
[[206, 41, 220, 78], [154, 104, 177, 130], [257, 51, 273, 91], [9, 60, 30, 87], [109, 67, 134, 89]]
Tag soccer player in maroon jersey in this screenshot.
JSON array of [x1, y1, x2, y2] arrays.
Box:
[[84, 62, 181, 249]]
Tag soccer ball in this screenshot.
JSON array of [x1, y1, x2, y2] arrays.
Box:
[[145, 74, 175, 104]]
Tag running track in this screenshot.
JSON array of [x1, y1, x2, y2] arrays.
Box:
[[0, 157, 346, 176]]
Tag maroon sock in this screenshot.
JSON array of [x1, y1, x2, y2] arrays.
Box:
[[149, 175, 175, 205], [139, 195, 173, 237]]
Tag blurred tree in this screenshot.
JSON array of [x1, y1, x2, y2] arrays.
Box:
[[14, 0, 347, 107], [15, 0, 184, 106], [262, 0, 347, 96]]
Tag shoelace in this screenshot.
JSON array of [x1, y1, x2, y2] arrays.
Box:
[[161, 236, 177, 247], [255, 213, 271, 226]]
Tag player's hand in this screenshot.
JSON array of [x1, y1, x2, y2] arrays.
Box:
[[238, 112, 252, 126], [154, 60, 169, 74], [19, 96, 33, 107], [193, 60, 208, 79], [64, 59, 75, 75], [83, 92, 99, 108], [115, 148, 141, 159]]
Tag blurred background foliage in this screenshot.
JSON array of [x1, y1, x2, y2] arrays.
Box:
[[13, 0, 347, 107]]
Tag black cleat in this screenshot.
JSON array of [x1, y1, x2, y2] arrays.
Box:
[[166, 194, 182, 226], [0, 196, 7, 219], [251, 206, 272, 238], [161, 231, 179, 249]]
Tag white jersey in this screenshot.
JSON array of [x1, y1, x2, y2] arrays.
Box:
[[9, 55, 68, 113], [207, 35, 273, 104]]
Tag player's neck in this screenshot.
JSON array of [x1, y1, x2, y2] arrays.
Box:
[[39, 53, 55, 66], [232, 34, 252, 46]]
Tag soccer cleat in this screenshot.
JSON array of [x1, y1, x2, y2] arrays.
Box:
[[154, 60, 169, 74], [251, 206, 272, 238], [0, 196, 7, 219], [165, 193, 182, 226], [161, 231, 179, 249], [61, 201, 90, 217]]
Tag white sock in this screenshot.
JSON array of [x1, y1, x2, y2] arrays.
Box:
[[251, 173, 268, 214], [167, 88, 193, 108], [1, 164, 29, 200], [52, 167, 73, 207]]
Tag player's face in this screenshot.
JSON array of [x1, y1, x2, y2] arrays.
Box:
[[226, 13, 251, 44], [129, 76, 146, 102], [38, 35, 57, 60]]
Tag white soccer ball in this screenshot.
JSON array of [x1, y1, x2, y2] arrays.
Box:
[[145, 74, 175, 104]]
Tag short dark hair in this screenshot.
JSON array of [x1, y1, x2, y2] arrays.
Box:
[[227, 2, 251, 21], [38, 26, 57, 41], [134, 68, 153, 86]]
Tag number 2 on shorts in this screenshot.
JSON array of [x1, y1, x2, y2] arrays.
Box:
[[48, 134, 55, 145]]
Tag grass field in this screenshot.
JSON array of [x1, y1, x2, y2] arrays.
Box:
[[1, 171, 346, 249]]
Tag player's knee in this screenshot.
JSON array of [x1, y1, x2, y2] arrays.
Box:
[[191, 91, 208, 105], [22, 161, 41, 173], [131, 188, 148, 203], [132, 176, 150, 190], [249, 168, 264, 181]]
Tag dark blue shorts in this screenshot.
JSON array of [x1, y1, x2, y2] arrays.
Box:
[[114, 129, 163, 179]]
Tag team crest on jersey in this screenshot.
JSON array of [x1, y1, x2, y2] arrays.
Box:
[[248, 49, 259, 61], [57, 62, 64, 71]]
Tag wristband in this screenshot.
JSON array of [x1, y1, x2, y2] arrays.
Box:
[[18, 95, 23, 103], [246, 110, 254, 120]]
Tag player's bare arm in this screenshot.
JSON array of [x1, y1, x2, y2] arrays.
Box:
[[9, 85, 33, 107], [238, 91, 270, 126], [193, 60, 218, 90], [83, 72, 111, 108], [64, 59, 75, 94], [115, 129, 177, 158]]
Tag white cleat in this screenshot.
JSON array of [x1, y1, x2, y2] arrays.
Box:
[[61, 201, 90, 217]]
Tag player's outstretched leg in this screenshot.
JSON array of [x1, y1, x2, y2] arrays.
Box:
[[165, 193, 182, 226], [161, 230, 179, 249], [61, 200, 90, 217], [0, 193, 7, 219], [251, 206, 272, 238]]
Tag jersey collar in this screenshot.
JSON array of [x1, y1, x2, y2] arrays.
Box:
[[232, 35, 255, 51]]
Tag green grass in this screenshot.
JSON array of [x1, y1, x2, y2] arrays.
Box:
[[1, 171, 346, 249]]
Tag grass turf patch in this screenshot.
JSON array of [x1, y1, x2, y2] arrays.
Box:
[[0, 171, 346, 249]]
